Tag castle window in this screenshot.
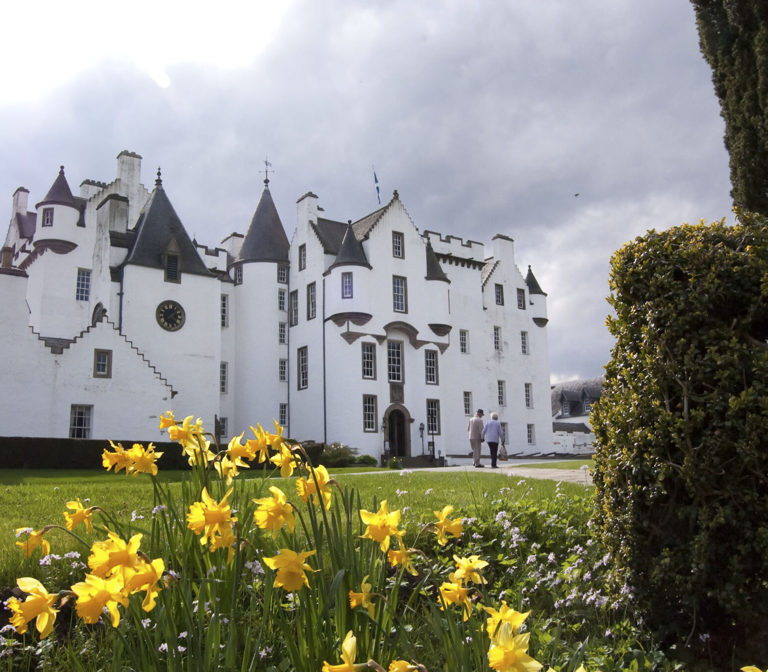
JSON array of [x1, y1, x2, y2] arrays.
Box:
[[459, 329, 469, 354], [234, 265, 243, 285], [307, 282, 316, 320], [220, 362, 228, 394], [289, 291, 298, 326], [525, 382, 533, 408], [521, 330, 529, 354], [392, 276, 408, 313], [69, 405, 92, 439], [297, 346, 308, 390], [221, 294, 229, 327], [75, 269, 91, 301], [278, 288, 286, 312], [493, 326, 502, 351], [387, 340, 403, 382], [361, 342, 376, 379], [164, 254, 180, 282], [425, 349, 438, 384], [93, 350, 112, 378], [495, 283, 504, 306], [42, 207, 54, 227], [279, 322, 287, 344], [279, 403, 288, 426], [298, 244, 306, 271], [427, 399, 441, 435], [277, 265, 288, 284], [498, 380, 506, 406], [218, 417, 228, 440], [463, 391, 472, 416], [392, 231, 404, 259], [561, 400, 571, 417], [342, 272, 353, 298], [527, 424, 536, 445], [517, 288, 526, 309], [363, 395, 378, 432], [279, 358, 287, 382]]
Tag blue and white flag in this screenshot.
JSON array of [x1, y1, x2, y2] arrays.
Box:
[[373, 168, 381, 205]]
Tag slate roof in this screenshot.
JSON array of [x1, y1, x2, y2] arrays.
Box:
[[311, 217, 347, 254], [525, 265, 546, 295], [15, 212, 36, 240], [36, 166, 77, 208], [123, 175, 211, 276], [237, 185, 289, 264], [425, 240, 449, 282], [328, 222, 371, 270], [550, 377, 604, 417]]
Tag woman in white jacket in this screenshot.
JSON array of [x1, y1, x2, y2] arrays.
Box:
[[481, 412, 504, 468]]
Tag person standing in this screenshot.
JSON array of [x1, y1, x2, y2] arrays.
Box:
[[482, 412, 504, 468], [468, 409, 485, 467]]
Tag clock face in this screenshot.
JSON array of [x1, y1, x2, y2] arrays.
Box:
[[156, 300, 185, 331]]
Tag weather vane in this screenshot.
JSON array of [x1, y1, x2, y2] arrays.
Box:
[[263, 157, 274, 186]]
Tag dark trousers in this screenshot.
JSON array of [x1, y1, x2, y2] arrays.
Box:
[[487, 442, 498, 468]]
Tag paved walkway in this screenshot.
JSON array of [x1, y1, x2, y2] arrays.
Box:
[[428, 464, 593, 485]]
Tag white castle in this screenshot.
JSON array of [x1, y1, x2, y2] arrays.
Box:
[[0, 151, 553, 463]]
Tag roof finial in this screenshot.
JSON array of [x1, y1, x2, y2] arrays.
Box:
[[156, 167, 162, 187], [393, 189, 399, 200], [263, 157, 273, 186]]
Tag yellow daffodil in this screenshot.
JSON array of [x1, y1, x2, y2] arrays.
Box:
[[15, 527, 50, 557], [102, 441, 133, 473], [267, 419, 286, 452], [63, 498, 94, 533], [360, 500, 403, 552], [322, 630, 366, 672], [6, 577, 57, 639], [742, 668, 765, 672], [487, 623, 542, 672], [296, 465, 333, 510], [122, 557, 165, 611], [158, 410, 176, 429], [226, 432, 252, 469], [169, 416, 215, 466], [348, 575, 376, 618], [263, 548, 316, 591], [389, 662, 417, 672], [438, 580, 472, 621], [452, 554, 489, 585], [253, 486, 296, 537], [484, 602, 530, 639], [215, 455, 240, 484], [247, 423, 270, 463], [387, 546, 418, 576], [186, 487, 236, 546], [208, 525, 237, 561], [88, 531, 142, 579], [126, 442, 163, 476], [270, 443, 297, 478], [71, 573, 128, 627], [433, 505, 463, 546]]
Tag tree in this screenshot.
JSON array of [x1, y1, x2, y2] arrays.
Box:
[[591, 213, 768, 665], [691, 0, 768, 215]]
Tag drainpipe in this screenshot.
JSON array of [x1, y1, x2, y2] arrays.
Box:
[[286, 265, 291, 437]]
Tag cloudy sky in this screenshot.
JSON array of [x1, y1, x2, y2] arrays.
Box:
[[0, 0, 733, 382]]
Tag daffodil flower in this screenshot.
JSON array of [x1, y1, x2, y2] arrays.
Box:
[[438, 580, 472, 621], [433, 505, 463, 546], [483, 602, 530, 639], [15, 527, 50, 557], [226, 432, 252, 469], [387, 546, 418, 576], [102, 441, 133, 473], [72, 573, 129, 627], [487, 623, 542, 672], [296, 465, 333, 510], [247, 424, 270, 463], [253, 486, 296, 537], [88, 531, 143, 579], [63, 498, 94, 533], [360, 500, 403, 552], [322, 630, 367, 672], [186, 487, 236, 547], [263, 548, 316, 591], [158, 410, 176, 429], [122, 557, 165, 611], [348, 575, 376, 618], [126, 442, 163, 476], [389, 661, 418, 672], [215, 456, 240, 484], [6, 577, 58, 639], [270, 443, 297, 478], [452, 554, 489, 585]]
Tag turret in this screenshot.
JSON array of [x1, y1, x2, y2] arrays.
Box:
[[525, 265, 548, 326], [33, 166, 85, 246]]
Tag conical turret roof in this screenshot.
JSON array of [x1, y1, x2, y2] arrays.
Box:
[[425, 239, 449, 282], [329, 221, 371, 270], [36, 166, 77, 208], [525, 265, 546, 295], [237, 184, 289, 264], [124, 172, 210, 276]]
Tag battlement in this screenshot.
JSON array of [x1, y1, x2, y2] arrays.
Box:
[[422, 229, 486, 261]]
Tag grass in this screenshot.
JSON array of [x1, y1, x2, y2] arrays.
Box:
[[512, 459, 592, 469]]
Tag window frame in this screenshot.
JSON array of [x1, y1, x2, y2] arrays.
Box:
[[69, 404, 92, 439], [463, 391, 472, 416], [221, 294, 229, 328], [75, 268, 91, 301], [495, 283, 504, 306], [517, 288, 526, 309], [42, 207, 54, 227], [279, 358, 288, 382], [525, 382, 533, 408], [307, 282, 316, 320], [521, 330, 529, 355], [341, 272, 353, 299], [298, 244, 307, 271], [498, 380, 506, 406], [493, 325, 502, 351], [363, 394, 378, 432], [278, 288, 287, 312], [278, 322, 287, 344], [387, 340, 404, 383], [424, 349, 439, 385], [459, 329, 469, 354], [392, 231, 404, 259], [392, 275, 408, 313], [220, 361, 228, 394], [234, 264, 243, 285], [289, 290, 298, 327], [279, 403, 288, 426], [527, 423, 536, 445], [277, 265, 288, 284], [426, 399, 441, 435], [164, 254, 180, 283], [361, 342, 376, 380], [93, 349, 112, 378], [297, 346, 308, 390]]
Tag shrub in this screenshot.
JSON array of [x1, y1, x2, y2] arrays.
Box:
[[591, 213, 768, 663], [354, 454, 378, 467], [386, 456, 403, 470], [315, 441, 359, 467]]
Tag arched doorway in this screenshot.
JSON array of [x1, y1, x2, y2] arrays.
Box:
[[384, 405, 412, 458]]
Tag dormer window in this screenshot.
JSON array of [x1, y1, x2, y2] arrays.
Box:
[[164, 254, 180, 282], [42, 208, 54, 227], [392, 231, 404, 258]]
